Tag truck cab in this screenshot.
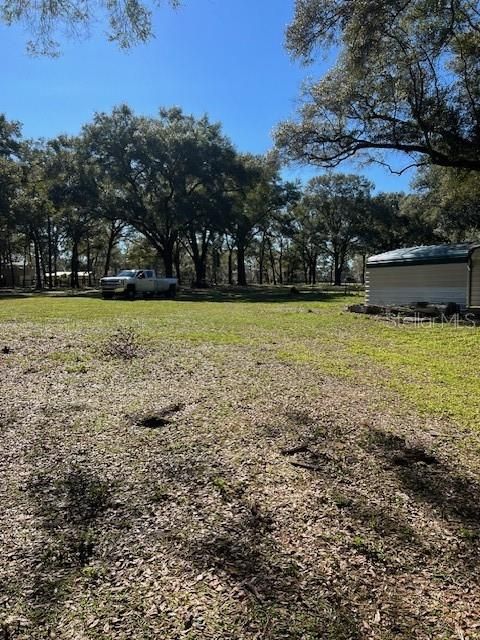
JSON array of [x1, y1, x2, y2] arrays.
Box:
[[100, 270, 177, 300]]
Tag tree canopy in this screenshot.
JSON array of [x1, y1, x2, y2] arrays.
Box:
[[84, 105, 245, 285], [0, 115, 21, 157], [0, 0, 179, 54], [276, 0, 480, 172], [413, 165, 480, 239]]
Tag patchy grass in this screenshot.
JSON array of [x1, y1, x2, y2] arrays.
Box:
[[2, 287, 477, 427], [349, 323, 480, 427], [0, 287, 479, 639]]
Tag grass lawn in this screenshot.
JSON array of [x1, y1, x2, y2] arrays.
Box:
[[1, 288, 479, 639]]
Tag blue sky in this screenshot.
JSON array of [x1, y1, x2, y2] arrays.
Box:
[[0, 0, 413, 192]]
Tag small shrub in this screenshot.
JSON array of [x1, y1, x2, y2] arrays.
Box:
[[103, 328, 141, 360]]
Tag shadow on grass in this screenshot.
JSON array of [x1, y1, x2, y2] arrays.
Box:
[[266, 412, 480, 636], [0, 289, 99, 300], [21, 465, 113, 628], [186, 502, 362, 639], [370, 430, 480, 528], [142, 442, 364, 638], [0, 292, 35, 300], [178, 285, 361, 304], [1, 285, 363, 305]]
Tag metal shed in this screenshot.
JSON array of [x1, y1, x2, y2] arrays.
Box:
[[366, 243, 480, 308]]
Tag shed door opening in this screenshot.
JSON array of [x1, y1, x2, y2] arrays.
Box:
[[470, 249, 480, 307]]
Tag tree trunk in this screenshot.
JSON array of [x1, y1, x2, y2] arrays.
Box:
[[86, 238, 93, 287], [71, 241, 80, 289], [47, 216, 53, 289], [162, 239, 175, 278], [228, 248, 233, 285], [333, 252, 342, 286], [311, 254, 317, 285], [40, 244, 47, 288], [278, 240, 284, 285], [22, 242, 28, 288], [211, 248, 217, 285], [7, 235, 15, 287], [268, 240, 277, 286], [0, 253, 4, 287], [186, 229, 210, 288], [192, 253, 208, 288], [237, 242, 247, 286], [174, 245, 182, 285], [258, 235, 266, 285], [104, 222, 118, 276], [33, 235, 42, 290], [53, 235, 58, 287]]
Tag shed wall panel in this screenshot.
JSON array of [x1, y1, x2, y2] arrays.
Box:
[[470, 248, 480, 307], [365, 263, 468, 306]]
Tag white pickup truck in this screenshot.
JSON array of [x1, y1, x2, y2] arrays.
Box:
[[100, 270, 177, 300]]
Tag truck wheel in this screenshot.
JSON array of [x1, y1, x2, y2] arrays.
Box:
[[166, 284, 177, 299], [126, 286, 136, 301], [102, 293, 113, 300]]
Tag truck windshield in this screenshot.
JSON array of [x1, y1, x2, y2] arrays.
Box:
[[117, 270, 137, 277]]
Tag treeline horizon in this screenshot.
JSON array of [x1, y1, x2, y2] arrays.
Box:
[[1, 105, 479, 290]]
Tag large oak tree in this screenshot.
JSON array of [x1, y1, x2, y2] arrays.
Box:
[[85, 105, 242, 284], [276, 0, 480, 172]]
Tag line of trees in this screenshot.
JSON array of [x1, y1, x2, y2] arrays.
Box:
[[1, 105, 480, 290]]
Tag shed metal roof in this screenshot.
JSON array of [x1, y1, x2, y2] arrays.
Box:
[[367, 243, 479, 268]]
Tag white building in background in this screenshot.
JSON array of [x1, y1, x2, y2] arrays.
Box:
[[366, 243, 480, 308]]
